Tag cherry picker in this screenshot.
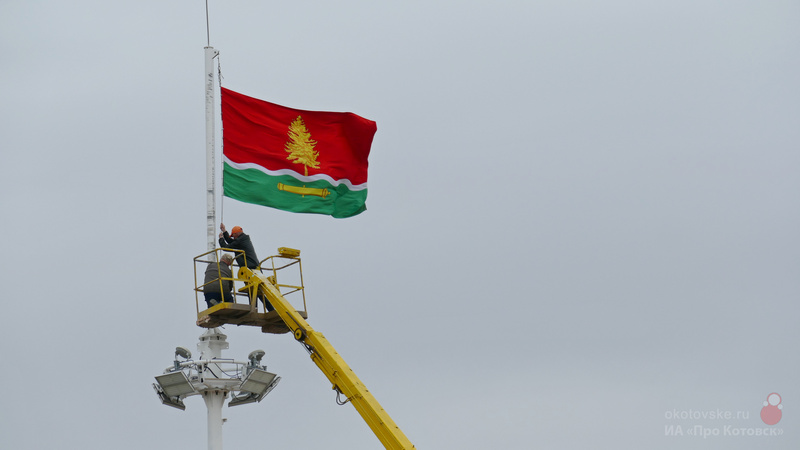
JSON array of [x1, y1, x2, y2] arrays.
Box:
[[194, 248, 415, 450]]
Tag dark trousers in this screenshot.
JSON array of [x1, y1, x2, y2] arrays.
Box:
[[204, 291, 233, 308]]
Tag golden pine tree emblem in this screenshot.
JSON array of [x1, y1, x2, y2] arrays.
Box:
[[278, 115, 329, 198], [284, 115, 320, 176]]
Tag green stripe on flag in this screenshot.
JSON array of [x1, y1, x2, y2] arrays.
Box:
[[223, 163, 367, 218]]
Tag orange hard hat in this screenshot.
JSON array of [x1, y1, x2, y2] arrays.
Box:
[[231, 226, 243, 235]]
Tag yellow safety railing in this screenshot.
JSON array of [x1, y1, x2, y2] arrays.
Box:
[[258, 247, 307, 315], [193, 248, 248, 314]]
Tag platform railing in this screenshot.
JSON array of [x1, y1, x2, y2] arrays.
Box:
[[259, 249, 307, 315], [193, 248, 248, 314]]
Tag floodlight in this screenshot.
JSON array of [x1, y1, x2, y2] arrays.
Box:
[[228, 392, 259, 407], [155, 371, 196, 398], [229, 368, 280, 407], [175, 346, 192, 359], [240, 368, 279, 395], [153, 383, 186, 411]]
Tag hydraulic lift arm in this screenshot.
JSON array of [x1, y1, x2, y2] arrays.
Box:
[[239, 267, 416, 450]]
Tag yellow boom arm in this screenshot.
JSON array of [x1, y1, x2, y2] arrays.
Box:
[[239, 267, 416, 450]]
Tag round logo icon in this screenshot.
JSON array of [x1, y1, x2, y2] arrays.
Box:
[[760, 393, 782, 425]]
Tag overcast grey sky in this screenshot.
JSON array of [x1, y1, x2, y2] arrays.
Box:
[[1, 1, 799, 449]]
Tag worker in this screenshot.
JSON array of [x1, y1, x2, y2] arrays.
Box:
[[218, 223, 274, 312], [203, 253, 234, 308], [218, 223, 260, 269]]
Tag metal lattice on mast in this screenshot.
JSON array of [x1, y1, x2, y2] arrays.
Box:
[[152, 329, 281, 450]]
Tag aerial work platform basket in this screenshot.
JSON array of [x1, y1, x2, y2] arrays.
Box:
[[193, 247, 308, 334]]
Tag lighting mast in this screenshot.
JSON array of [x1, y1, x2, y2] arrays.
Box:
[[152, 328, 280, 450]]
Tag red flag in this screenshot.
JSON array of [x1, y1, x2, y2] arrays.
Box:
[[221, 88, 377, 218]]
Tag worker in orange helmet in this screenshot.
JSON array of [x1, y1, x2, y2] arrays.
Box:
[[219, 223, 273, 312], [219, 223, 260, 270]]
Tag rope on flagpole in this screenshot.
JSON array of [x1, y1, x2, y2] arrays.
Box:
[[217, 56, 224, 227]]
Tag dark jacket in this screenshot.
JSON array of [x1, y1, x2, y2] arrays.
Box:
[[219, 231, 260, 269], [203, 261, 233, 294]]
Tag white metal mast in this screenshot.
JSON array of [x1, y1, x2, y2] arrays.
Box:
[[205, 46, 219, 258], [198, 328, 229, 450], [151, 8, 280, 450]]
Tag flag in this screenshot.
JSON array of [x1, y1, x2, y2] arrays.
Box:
[[221, 87, 377, 218]]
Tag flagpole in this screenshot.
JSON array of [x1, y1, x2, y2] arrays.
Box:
[[205, 46, 219, 259]]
